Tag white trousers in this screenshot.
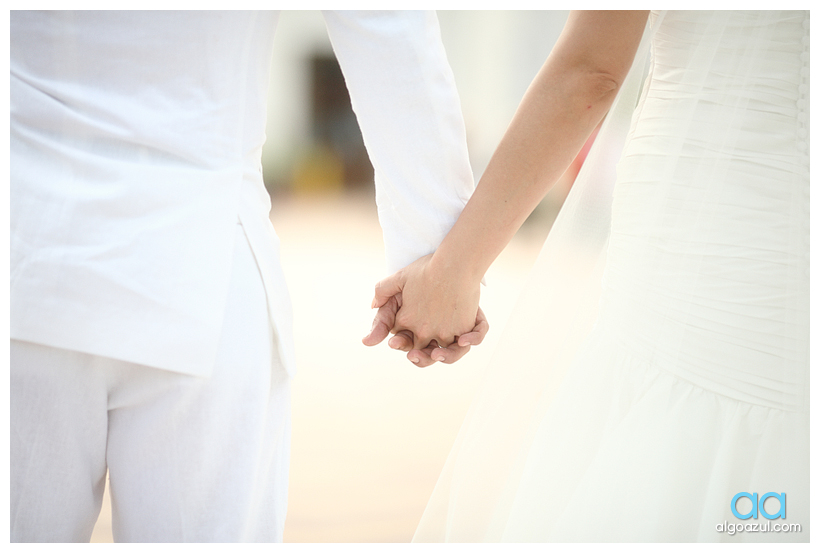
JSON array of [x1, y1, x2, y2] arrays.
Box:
[[10, 223, 291, 542]]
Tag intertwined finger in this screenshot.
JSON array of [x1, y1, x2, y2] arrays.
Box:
[[457, 307, 489, 347], [387, 329, 414, 352], [407, 340, 441, 367], [362, 294, 401, 347], [429, 342, 472, 364], [371, 271, 405, 309]]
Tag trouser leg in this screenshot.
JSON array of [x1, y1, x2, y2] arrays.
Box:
[[11, 222, 291, 542], [104, 354, 290, 542], [107, 223, 291, 542], [10, 340, 109, 543]]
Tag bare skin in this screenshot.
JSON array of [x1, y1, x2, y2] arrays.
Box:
[[363, 11, 649, 364], [362, 283, 488, 367]]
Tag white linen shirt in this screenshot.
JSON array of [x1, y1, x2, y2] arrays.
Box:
[[10, 11, 475, 377]]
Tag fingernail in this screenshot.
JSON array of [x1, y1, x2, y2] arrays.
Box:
[[461, 341, 471, 346], [410, 356, 419, 364], [371, 298, 377, 309], [388, 337, 399, 349]]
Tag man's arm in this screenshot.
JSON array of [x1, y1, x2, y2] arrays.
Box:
[[323, 11, 486, 364], [321, 10, 475, 273]]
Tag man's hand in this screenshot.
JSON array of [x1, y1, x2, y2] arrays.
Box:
[[362, 289, 489, 366], [369, 254, 483, 352], [386, 307, 488, 366]]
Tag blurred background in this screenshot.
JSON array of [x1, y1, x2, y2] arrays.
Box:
[[261, 10, 570, 201], [90, 10, 576, 542]]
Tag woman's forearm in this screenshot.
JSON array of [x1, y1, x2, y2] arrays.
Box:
[[428, 11, 649, 285], [378, 12, 650, 351]]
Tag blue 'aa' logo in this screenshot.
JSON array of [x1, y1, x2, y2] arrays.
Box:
[[731, 492, 786, 520]]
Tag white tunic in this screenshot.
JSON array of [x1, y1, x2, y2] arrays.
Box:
[[10, 10, 475, 377]]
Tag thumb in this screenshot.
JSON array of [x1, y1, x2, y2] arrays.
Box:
[[362, 296, 400, 347], [371, 270, 405, 309]]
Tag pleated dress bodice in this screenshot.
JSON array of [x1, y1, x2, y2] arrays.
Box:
[[599, 10, 809, 412]]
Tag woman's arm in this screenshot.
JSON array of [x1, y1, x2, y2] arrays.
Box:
[[373, 11, 650, 355]]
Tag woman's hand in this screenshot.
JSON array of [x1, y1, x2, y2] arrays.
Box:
[[391, 306, 489, 365], [363, 253, 488, 365], [377, 253, 481, 350]]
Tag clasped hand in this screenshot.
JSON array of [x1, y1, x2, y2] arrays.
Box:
[[362, 254, 488, 366]]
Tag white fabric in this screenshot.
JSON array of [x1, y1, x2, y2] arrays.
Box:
[[415, 10, 809, 542], [10, 10, 475, 378], [11, 223, 291, 543]]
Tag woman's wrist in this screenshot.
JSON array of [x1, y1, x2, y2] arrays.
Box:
[[426, 243, 486, 292]]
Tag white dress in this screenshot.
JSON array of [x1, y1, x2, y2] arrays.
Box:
[[415, 11, 809, 542]]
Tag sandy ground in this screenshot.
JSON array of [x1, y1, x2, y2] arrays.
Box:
[[89, 191, 552, 543]]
